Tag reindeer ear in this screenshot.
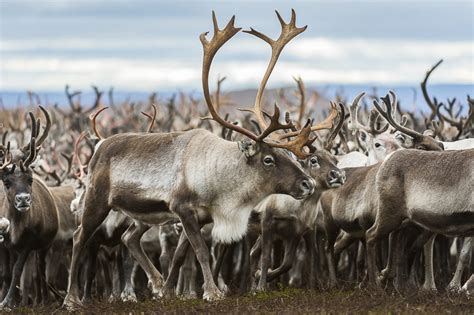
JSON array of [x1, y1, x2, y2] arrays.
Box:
[[238, 140, 259, 159], [357, 130, 370, 148]]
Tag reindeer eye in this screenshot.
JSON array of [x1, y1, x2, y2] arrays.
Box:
[[263, 155, 275, 166], [310, 157, 319, 167], [374, 142, 382, 148]]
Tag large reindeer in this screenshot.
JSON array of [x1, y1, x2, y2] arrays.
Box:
[[0, 108, 60, 309], [63, 10, 319, 308]]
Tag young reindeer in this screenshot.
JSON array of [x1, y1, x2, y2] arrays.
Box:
[[63, 10, 317, 307], [249, 103, 346, 292], [0, 108, 59, 309]]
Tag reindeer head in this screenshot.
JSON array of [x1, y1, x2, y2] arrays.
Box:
[[0, 107, 51, 213], [302, 150, 346, 190], [347, 93, 402, 164], [0, 142, 35, 213], [373, 91, 444, 151]]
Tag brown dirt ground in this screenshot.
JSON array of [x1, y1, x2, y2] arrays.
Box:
[[2, 288, 473, 314]]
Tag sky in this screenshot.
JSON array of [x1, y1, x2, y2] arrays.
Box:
[[0, 0, 473, 93]]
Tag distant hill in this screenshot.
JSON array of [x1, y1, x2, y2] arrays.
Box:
[[1, 84, 472, 117]]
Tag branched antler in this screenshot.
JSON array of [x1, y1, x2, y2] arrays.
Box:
[[200, 10, 319, 158]]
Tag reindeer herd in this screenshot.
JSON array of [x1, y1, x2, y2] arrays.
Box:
[[0, 10, 472, 311]]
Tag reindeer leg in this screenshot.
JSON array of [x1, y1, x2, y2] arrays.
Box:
[[122, 221, 163, 298], [173, 207, 222, 301], [267, 236, 300, 283], [63, 192, 111, 310], [303, 231, 317, 289], [120, 246, 137, 302], [249, 236, 262, 290], [325, 228, 339, 289], [366, 214, 404, 288], [379, 231, 397, 283], [448, 237, 473, 292], [81, 242, 99, 303], [160, 231, 190, 298], [37, 249, 49, 305], [0, 249, 30, 310], [422, 234, 437, 292], [255, 209, 274, 292]]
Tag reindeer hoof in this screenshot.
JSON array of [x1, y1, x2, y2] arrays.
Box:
[[0, 302, 12, 312], [121, 291, 138, 303], [447, 285, 461, 293], [158, 287, 175, 299], [62, 294, 83, 311], [202, 288, 224, 301]]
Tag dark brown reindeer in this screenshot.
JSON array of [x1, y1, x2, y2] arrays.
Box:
[[63, 10, 317, 308], [0, 108, 59, 309]]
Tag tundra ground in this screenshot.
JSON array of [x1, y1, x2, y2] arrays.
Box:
[[3, 288, 473, 314]]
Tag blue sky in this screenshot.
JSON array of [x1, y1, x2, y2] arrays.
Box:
[[1, 0, 473, 92]]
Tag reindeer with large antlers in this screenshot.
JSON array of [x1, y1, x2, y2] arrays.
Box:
[[63, 10, 318, 307], [0, 107, 60, 309]]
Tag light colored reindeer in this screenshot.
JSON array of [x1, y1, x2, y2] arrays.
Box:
[[63, 10, 318, 308]]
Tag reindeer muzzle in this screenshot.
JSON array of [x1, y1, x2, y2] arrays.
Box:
[[15, 193, 32, 212], [328, 169, 346, 188], [293, 177, 315, 200]]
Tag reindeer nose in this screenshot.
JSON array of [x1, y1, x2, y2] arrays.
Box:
[[15, 193, 31, 205], [298, 177, 315, 197], [329, 169, 346, 186]]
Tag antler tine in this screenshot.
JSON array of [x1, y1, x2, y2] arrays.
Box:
[[347, 92, 370, 133], [0, 142, 12, 171], [278, 104, 335, 141], [256, 104, 294, 140], [374, 91, 423, 139], [269, 120, 317, 159], [324, 102, 346, 151], [35, 106, 51, 147], [200, 12, 259, 141], [293, 76, 306, 126], [141, 104, 157, 133], [20, 112, 38, 153], [84, 85, 104, 114], [73, 131, 88, 179], [23, 136, 37, 168], [279, 102, 338, 140], [368, 109, 389, 135], [242, 9, 307, 132], [421, 59, 443, 114], [89, 107, 109, 140], [59, 152, 74, 182]]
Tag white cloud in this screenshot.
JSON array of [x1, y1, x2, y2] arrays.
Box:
[[1, 37, 472, 91]]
